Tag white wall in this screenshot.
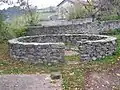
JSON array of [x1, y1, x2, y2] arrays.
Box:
[[57, 1, 74, 19]]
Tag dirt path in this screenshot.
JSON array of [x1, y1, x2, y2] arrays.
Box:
[[84, 64, 120, 90]]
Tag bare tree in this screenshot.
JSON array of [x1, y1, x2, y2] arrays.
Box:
[[17, 0, 38, 25], [107, 0, 120, 16], [81, 0, 115, 21], [0, 0, 14, 5], [1, 0, 39, 25]]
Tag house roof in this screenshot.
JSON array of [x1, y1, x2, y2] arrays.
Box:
[[57, 0, 75, 7]]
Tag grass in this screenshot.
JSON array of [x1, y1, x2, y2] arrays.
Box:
[[99, 15, 120, 21], [64, 55, 80, 61], [0, 35, 120, 90], [101, 29, 120, 35]]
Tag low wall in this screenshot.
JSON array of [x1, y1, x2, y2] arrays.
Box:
[[8, 34, 117, 63], [26, 20, 120, 35], [39, 18, 93, 26], [8, 41, 65, 64], [78, 38, 116, 61]]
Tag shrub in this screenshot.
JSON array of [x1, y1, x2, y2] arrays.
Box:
[[7, 15, 27, 38], [0, 14, 14, 43], [7, 12, 40, 38], [67, 6, 88, 20], [25, 12, 41, 25], [0, 9, 40, 43]]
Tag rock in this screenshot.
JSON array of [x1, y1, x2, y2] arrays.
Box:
[[50, 72, 61, 80], [92, 57, 97, 60]]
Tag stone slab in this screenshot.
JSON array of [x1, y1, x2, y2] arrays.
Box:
[[0, 74, 62, 90]]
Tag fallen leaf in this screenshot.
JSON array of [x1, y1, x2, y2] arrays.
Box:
[[116, 73, 120, 76]]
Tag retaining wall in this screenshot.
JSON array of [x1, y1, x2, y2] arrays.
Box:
[[26, 20, 120, 35]]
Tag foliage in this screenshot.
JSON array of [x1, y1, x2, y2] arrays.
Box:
[[101, 29, 120, 35], [0, 14, 13, 43], [67, 0, 120, 21], [7, 12, 40, 38], [0, 0, 39, 25], [67, 6, 88, 20], [99, 15, 120, 21], [95, 0, 120, 20], [0, 0, 41, 43], [0, 12, 40, 43], [24, 12, 41, 25], [2, 15, 27, 38], [67, 0, 100, 20], [18, 0, 40, 25], [107, 0, 120, 16]]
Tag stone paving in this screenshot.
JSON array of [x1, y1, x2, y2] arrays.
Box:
[[0, 74, 62, 90]]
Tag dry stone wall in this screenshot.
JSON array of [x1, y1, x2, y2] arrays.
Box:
[[8, 41, 65, 64], [8, 34, 117, 63], [78, 37, 117, 61], [26, 20, 120, 35]]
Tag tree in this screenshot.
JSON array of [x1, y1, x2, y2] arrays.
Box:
[[107, 0, 120, 16], [17, 0, 39, 25], [0, 0, 40, 43], [67, 0, 111, 21], [1, 0, 39, 25], [82, 0, 113, 21]]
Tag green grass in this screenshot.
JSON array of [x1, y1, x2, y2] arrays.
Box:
[[64, 55, 80, 61], [101, 29, 120, 35], [99, 15, 120, 21], [0, 35, 120, 90]]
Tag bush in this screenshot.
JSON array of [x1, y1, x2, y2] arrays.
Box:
[[7, 15, 27, 38], [7, 12, 40, 38], [0, 12, 40, 43], [0, 14, 14, 43], [67, 6, 88, 20], [25, 12, 41, 25], [0, 13, 27, 43]]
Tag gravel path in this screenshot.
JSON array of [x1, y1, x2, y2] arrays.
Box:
[[0, 74, 62, 90]]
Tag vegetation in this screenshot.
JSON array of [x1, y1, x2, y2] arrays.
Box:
[[0, 33, 120, 89], [7, 12, 40, 37], [8, 15, 27, 37], [101, 29, 120, 35], [0, 0, 41, 43], [99, 15, 120, 21], [0, 12, 40, 43], [67, 0, 120, 21], [0, 14, 13, 43], [67, 6, 88, 20], [0, 0, 120, 90]]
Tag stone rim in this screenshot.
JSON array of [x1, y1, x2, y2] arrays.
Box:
[[8, 34, 117, 45]]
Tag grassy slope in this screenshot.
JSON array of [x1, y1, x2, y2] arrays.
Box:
[[0, 35, 120, 90]]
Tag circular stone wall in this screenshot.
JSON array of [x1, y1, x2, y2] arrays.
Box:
[[8, 34, 117, 64]]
